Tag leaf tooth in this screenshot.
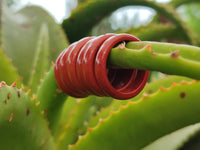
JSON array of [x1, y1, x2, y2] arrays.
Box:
[[68, 145, 73, 149], [170, 81, 190, 89], [31, 94, 37, 101], [44, 72, 48, 76], [51, 61, 55, 66], [117, 41, 126, 50], [171, 82, 179, 87], [40, 79, 44, 83], [20, 84, 25, 90], [99, 118, 104, 123], [159, 86, 166, 91], [36, 101, 40, 106], [180, 80, 198, 85], [141, 93, 150, 99], [76, 98, 82, 104], [87, 127, 93, 132], [78, 135, 83, 140], [119, 105, 125, 109], [68, 132, 89, 149], [0, 81, 7, 88], [26, 89, 31, 95], [145, 45, 157, 55], [171, 51, 179, 58], [41, 110, 44, 115], [109, 110, 115, 115], [10, 80, 17, 87]]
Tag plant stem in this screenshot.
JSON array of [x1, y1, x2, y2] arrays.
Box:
[[118, 23, 189, 43], [108, 41, 200, 80], [62, 0, 193, 44]]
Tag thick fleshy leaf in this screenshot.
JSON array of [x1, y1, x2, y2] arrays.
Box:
[[87, 76, 193, 129], [69, 80, 200, 150], [28, 24, 50, 94], [143, 122, 200, 150], [2, 5, 68, 84], [62, 0, 193, 44], [0, 48, 21, 87], [0, 82, 56, 150]]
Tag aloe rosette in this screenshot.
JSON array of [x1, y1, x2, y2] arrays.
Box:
[[0, 0, 200, 150]]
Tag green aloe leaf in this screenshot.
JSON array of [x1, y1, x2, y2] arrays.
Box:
[[62, 0, 193, 44], [56, 96, 95, 150], [143, 122, 200, 150], [2, 5, 68, 84], [119, 23, 189, 42], [0, 82, 56, 150], [87, 76, 193, 129], [28, 24, 50, 94], [109, 41, 200, 79], [69, 80, 200, 150], [36, 67, 67, 134], [0, 48, 21, 87]]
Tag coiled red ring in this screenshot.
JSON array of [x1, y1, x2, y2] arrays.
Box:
[[54, 33, 149, 99]]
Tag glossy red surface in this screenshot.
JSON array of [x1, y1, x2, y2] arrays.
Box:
[[54, 33, 149, 99], [77, 34, 115, 96]]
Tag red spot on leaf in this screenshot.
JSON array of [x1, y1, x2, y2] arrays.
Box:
[[7, 93, 11, 99], [26, 108, 30, 116], [17, 90, 21, 98], [180, 92, 186, 98]]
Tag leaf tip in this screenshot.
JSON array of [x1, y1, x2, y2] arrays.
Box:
[[171, 51, 179, 58]]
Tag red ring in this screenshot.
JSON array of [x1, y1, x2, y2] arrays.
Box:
[[65, 37, 94, 97], [95, 34, 149, 99], [55, 33, 149, 99], [57, 43, 86, 97], [54, 50, 69, 93], [77, 33, 115, 96]]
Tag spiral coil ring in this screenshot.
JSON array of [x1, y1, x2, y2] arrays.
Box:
[[54, 33, 149, 99]]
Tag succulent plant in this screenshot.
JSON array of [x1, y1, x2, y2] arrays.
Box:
[[1, 0, 200, 149]]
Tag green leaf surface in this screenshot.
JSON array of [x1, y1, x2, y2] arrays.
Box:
[[69, 80, 200, 150], [109, 41, 200, 79], [62, 0, 193, 44], [2, 5, 68, 84], [0, 48, 21, 87], [54, 96, 79, 139], [36, 67, 67, 134], [0, 82, 56, 150], [56, 96, 95, 150], [28, 24, 50, 94], [119, 23, 189, 43], [88, 76, 193, 129]]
